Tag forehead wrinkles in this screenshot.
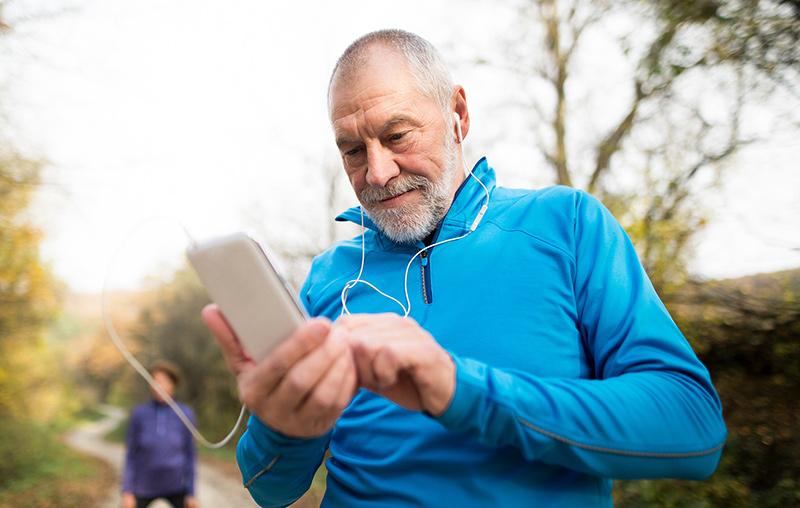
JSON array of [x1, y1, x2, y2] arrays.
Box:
[[333, 92, 419, 140]]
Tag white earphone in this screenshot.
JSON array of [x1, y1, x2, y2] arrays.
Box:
[[339, 110, 490, 317], [454, 111, 464, 143]]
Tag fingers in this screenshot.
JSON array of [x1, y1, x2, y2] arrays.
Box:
[[372, 348, 400, 389], [201, 304, 252, 375], [338, 353, 359, 402], [350, 340, 378, 389], [295, 346, 354, 422], [249, 325, 356, 437], [269, 325, 348, 411], [341, 316, 413, 389], [250, 318, 333, 395], [338, 312, 405, 331], [337, 314, 437, 411]]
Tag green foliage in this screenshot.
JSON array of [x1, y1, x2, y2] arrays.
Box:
[[518, 0, 799, 294], [617, 269, 800, 507], [0, 153, 55, 328], [72, 405, 108, 423], [648, 0, 800, 77], [0, 130, 95, 505], [126, 267, 245, 439], [602, 190, 705, 293], [0, 150, 61, 420], [0, 417, 113, 503], [0, 417, 113, 507], [106, 414, 128, 444], [0, 418, 59, 489]]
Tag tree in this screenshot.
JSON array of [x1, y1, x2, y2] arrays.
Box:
[[0, 0, 73, 432], [126, 268, 243, 438], [244, 156, 356, 290], [617, 269, 800, 506], [0, 150, 59, 419], [476, 0, 798, 291]]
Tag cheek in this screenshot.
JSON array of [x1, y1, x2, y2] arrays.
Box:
[[348, 172, 363, 195], [408, 130, 447, 163], [396, 144, 444, 179]]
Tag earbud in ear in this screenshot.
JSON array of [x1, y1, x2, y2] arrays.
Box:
[[453, 111, 463, 143]]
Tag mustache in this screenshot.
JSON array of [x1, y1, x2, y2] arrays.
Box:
[[359, 174, 431, 205]]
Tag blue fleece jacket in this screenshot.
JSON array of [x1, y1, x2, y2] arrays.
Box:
[[236, 158, 727, 507], [123, 400, 196, 497]]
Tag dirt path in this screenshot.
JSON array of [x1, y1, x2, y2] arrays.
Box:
[[65, 405, 258, 508]]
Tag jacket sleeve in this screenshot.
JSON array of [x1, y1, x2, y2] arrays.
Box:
[[235, 273, 330, 507], [121, 408, 139, 492], [434, 191, 727, 480], [236, 415, 330, 507]]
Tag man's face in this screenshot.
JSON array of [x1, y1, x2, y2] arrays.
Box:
[[329, 46, 462, 244]]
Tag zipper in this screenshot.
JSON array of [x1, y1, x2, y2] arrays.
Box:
[[420, 250, 432, 304], [417, 218, 445, 306]]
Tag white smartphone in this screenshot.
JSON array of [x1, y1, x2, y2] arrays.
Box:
[[187, 232, 307, 362]]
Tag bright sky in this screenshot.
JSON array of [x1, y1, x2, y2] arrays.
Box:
[[5, 0, 799, 292]]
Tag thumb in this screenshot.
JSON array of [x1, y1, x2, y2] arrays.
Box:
[[305, 317, 332, 341], [201, 303, 253, 375]]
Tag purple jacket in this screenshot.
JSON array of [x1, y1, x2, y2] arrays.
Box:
[[122, 400, 196, 497]]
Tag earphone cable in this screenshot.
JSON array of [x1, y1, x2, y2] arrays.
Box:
[[102, 217, 247, 449], [340, 129, 491, 317]]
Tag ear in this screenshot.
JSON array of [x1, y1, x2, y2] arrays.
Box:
[[451, 86, 470, 144]]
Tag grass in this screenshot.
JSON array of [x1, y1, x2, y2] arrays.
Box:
[[72, 405, 108, 423], [106, 413, 127, 444], [0, 423, 115, 508]]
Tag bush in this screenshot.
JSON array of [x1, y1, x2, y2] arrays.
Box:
[[0, 418, 58, 490], [0, 417, 114, 508]]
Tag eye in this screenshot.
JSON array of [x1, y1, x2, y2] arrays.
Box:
[[344, 146, 362, 157], [387, 131, 407, 142]]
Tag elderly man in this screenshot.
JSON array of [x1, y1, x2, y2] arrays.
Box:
[[202, 29, 727, 507]]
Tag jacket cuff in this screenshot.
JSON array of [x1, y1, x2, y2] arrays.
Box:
[[433, 355, 488, 431], [237, 414, 330, 482]]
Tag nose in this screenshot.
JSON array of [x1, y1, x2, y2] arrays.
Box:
[[365, 145, 400, 188]]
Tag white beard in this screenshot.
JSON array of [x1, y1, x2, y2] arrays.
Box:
[[359, 136, 461, 244]]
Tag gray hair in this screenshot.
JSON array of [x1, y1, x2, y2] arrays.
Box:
[[328, 29, 455, 116]]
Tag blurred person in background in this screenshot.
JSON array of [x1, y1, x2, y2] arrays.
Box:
[[121, 361, 198, 508]]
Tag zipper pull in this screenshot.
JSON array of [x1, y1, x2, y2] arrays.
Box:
[[420, 250, 429, 267]]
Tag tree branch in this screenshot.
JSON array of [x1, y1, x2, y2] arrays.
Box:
[[587, 20, 682, 193]]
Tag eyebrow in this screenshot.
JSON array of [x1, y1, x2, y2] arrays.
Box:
[[335, 115, 421, 149], [335, 135, 361, 150], [380, 115, 419, 132]]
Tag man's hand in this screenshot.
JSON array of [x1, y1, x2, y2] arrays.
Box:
[[184, 495, 198, 508], [336, 313, 455, 416], [121, 492, 135, 508], [202, 304, 357, 438]]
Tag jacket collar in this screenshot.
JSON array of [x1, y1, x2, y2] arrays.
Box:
[[335, 157, 495, 246]]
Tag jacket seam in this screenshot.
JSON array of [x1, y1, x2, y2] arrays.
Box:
[[516, 416, 725, 458], [484, 221, 575, 261], [439, 191, 534, 231], [244, 454, 281, 488], [456, 363, 725, 459]]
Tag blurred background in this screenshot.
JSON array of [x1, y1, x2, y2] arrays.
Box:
[[1, 0, 798, 506]]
